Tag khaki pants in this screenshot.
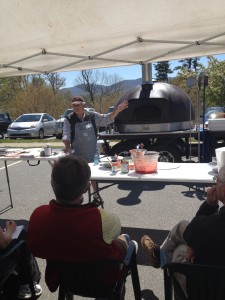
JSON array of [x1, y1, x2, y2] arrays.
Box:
[[160, 220, 190, 265], [160, 220, 190, 298]]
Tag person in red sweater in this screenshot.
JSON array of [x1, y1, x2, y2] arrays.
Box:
[[27, 155, 131, 292]]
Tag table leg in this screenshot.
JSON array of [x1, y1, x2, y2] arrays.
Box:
[[4, 161, 13, 208], [88, 181, 104, 208], [187, 185, 207, 196], [48, 161, 54, 167], [96, 181, 104, 208]]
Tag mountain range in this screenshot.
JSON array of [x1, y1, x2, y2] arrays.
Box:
[[61, 78, 142, 96]]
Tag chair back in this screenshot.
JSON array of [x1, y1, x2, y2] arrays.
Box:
[[55, 240, 141, 300], [56, 259, 124, 298], [0, 240, 36, 300], [163, 262, 225, 300]]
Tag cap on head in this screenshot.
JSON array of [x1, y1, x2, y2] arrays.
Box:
[[71, 96, 85, 106]]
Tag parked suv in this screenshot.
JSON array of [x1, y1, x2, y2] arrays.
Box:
[[201, 106, 225, 128], [55, 109, 73, 139], [0, 112, 12, 139]]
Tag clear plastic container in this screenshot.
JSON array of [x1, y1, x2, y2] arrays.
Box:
[[133, 151, 159, 174], [129, 149, 147, 159]]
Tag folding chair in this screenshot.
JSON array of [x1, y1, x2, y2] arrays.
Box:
[[163, 262, 225, 300], [56, 240, 141, 300], [0, 240, 36, 300]]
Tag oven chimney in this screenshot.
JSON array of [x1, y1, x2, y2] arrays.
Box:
[[141, 63, 154, 98]]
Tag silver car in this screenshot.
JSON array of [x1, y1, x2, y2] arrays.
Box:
[[7, 113, 56, 139]]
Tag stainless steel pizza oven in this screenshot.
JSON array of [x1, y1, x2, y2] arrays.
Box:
[[114, 82, 195, 133]]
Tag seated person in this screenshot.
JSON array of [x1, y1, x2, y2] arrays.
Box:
[[0, 220, 42, 299], [141, 165, 225, 295], [27, 156, 136, 292]]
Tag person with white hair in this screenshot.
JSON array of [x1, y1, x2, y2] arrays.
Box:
[[62, 96, 128, 205], [141, 164, 225, 268]]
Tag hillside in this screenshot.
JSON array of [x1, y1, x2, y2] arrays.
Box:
[[60, 78, 142, 96]]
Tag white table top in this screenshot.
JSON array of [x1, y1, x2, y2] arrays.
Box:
[[89, 162, 215, 184], [0, 148, 65, 161]]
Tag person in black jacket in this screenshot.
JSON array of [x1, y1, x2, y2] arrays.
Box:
[[0, 219, 42, 299], [141, 165, 225, 268]]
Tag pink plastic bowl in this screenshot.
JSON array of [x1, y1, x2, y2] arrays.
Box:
[[133, 151, 159, 174]]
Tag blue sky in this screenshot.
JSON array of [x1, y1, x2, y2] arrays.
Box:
[[60, 54, 225, 88]]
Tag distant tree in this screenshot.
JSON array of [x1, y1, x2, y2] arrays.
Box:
[[75, 70, 97, 103], [0, 76, 25, 111], [94, 72, 125, 112], [171, 69, 198, 97], [169, 55, 225, 123], [29, 75, 45, 87], [45, 73, 66, 95], [0, 77, 24, 99], [9, 84, 67, 119], [174, 58, 200, 72], [74, 70, 125, 112], [205, 56, 225, 107], [154, 61, 173, 82]]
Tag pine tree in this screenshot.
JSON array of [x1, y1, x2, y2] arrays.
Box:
[[174, 57, 200, 71], [154, 61, 173, 82]]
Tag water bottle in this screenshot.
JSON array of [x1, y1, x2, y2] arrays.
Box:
[[94, 149, 100, 165]]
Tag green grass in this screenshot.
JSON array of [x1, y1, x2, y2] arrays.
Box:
[[0, 138, 62, 143]]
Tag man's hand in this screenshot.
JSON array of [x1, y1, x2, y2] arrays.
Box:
[[62, 140, 72, 154], [0, 220, 16, 249], [206, 185, 219, 205], [5, 220, 16, 234], [109, 100, 128, 120], [116, 100, 128, 113], [185, 247, 195, 263], [63, 146, 71, 154]]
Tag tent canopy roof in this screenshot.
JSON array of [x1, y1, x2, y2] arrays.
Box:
[[1, 0, 225, 77]]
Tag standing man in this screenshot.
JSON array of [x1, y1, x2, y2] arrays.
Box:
[[62, 96, 128, 203]]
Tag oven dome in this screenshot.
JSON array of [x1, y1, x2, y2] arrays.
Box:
[[114, 82, 195, 133]]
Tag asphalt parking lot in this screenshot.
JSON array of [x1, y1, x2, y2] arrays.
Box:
[[0, 141, 210, 299]]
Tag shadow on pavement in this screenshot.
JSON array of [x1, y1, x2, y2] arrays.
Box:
[[141, 289, 160, 300], [98, 181, 207, 206]]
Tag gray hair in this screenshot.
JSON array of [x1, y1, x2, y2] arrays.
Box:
[[51, 156, 91, 203]]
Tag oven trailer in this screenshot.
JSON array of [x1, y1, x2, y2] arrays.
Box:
[[99, 130, 224, 163], [98, 82, 224, 163]]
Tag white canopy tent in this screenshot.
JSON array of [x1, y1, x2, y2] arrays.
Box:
[[0, 0, 225, 78]]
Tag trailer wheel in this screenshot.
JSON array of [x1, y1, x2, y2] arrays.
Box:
[[151, 144, 181, 162], [0, 131, 4, 139], [55, 133, 62, 140], [109, 143, 134, 157], [109, 140, 152, 157], [110, 145, 133, 157]]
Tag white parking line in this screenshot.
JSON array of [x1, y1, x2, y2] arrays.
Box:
[[0, 161, 21, 170]]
